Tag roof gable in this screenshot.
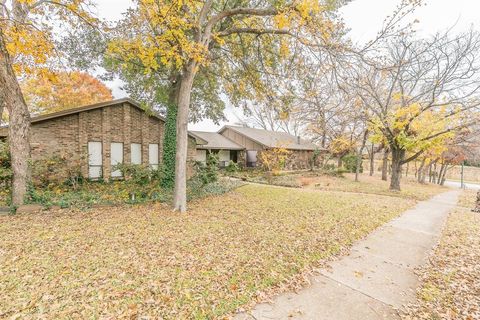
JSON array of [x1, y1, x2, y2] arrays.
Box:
[[29, 98, 165, 124], [218, 126, 320, 151], [190, 131, 244, 150], [0, 98, 200, 142]]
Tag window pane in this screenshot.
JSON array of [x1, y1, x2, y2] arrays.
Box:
[[88, 142, 102, 178], [131, 143, 142, 165], [148, 144, 159, 168], [111, 142, 123, 177]]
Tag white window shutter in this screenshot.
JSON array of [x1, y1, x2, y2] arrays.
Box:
[[111, 143, 124, 177], [131, 143, 142, 165], [88, 142, 102, 179], [148, 144, 159, 169]]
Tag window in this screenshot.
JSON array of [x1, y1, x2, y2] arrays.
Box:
[[111, 142, 124, 177], [195, 149, 207, 163], [148, 143, 159, 169], [131, 143, 142, 165], [88, 141, 102, 179], [217, 150, 230, 167], [246, 150, 258, 167]]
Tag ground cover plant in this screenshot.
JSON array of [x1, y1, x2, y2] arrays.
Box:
[[402, 205, 480, 319], [0, 184, 416, 319]]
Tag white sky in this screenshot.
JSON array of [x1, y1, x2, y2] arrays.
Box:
[[94, 0, 480, 131]]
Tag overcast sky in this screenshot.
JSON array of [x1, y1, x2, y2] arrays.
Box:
[[93, 0, 480, 131]]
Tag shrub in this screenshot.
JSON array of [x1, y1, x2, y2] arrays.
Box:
[[343, 153, 363, 173], [114, 163, 159, 185], [194, 153, 219, 185], [260, 147, 291, 172], [225, 160, 239, 175], [31, 152, 84, 189]]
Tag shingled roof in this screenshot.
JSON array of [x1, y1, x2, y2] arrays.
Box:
[[190, 131, 244, 150], [0, 98, 206, 143], [219, 125, 320, 151]]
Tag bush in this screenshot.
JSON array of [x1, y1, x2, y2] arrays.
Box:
[[343, 153, 363, 173], [194, 153, 219, 185], [225, 160, 239, 175], [31, 152, 84, 189], [188, 178, 244, 200], [114, 163, 161, 185]]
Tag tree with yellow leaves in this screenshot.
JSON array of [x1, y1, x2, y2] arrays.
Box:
[[21, 71, 113, 115], [340, 30, 480, 191], [0, 0, 97, 205], [106, 0, 341, 212]]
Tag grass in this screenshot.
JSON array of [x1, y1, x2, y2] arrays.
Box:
[[301, 173, 447, 201], [402, 205, 480, 319], [0, 184, 416, 319], [457, 188, 478, 209]]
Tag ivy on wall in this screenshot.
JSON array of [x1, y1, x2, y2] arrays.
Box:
[[161, 104, 177, 189]]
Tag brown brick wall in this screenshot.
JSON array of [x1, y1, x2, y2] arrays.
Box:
[[28, 101, 196, 181]]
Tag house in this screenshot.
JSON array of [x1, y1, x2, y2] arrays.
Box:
[[189, 131, 244, 167], [191, 125, 323, 170], [0, 98, 204, 180]]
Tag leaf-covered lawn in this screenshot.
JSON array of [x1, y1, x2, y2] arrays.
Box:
[[456, 189, 477, 209], [402, 206, 480, 320], [302, 173, 447, 201], [0, 184, 415, 319]]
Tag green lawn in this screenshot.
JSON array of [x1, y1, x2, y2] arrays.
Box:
[[0, 184, 416, 319]]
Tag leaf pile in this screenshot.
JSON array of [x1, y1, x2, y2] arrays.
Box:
[[0, 184, 415, 319], [402, 206, 480, 320]]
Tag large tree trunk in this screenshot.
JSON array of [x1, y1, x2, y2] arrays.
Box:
[[0, 31, 30, 206], [160, 73, 180, 189], [437, 163, 445, 185], [173, 63, 196, 213], [381, 149, 389, 181], [440, 164, 448, 186], [389, 147, 405, 191]]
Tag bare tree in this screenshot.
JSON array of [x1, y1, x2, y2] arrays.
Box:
[[340, 30, 480, 190]]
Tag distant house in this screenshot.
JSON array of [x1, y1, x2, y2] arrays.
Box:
[[191, 125, 323, 169], [189, 131, 244, 167], [0, 98, 204, 180]]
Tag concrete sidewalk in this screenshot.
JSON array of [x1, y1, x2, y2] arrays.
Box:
[[235, 190, 460, 320]]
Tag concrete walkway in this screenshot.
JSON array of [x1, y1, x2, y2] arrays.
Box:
[[235, 190, 460, 320]]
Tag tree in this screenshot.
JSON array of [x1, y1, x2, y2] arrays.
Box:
[[20, 71, 112, 115], [345, 31, 480, 190], [0, 0, 96, 206], [106, 0, 341, 212]]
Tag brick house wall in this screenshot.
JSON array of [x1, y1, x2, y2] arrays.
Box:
[[27, 99, 196, 181]]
